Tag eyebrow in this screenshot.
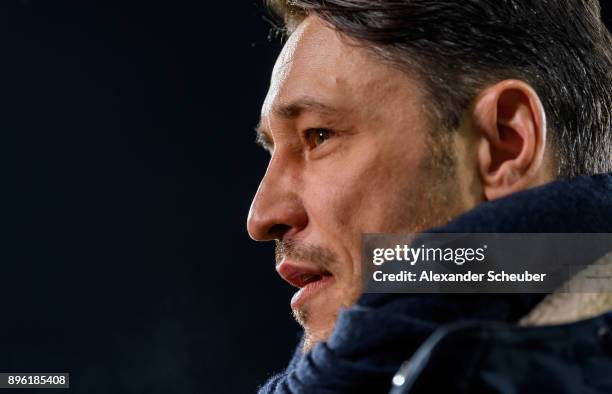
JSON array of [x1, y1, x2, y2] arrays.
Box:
[[273, 97, 337, 119], [254, 125, 273, 152], [255, 97, 339, 151]]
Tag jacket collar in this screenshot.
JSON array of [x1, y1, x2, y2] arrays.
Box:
[[434, 172, 612, 233], [521, 252, 612, 326]]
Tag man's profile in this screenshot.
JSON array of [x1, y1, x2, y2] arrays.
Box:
[[247, 0, 612, 392]]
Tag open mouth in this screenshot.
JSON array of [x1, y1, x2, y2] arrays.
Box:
[[276, 261, 335, 309], [292, 272, 329, 287]]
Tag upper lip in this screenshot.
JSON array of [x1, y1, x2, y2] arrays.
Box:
[[276, 260, 331, 288]]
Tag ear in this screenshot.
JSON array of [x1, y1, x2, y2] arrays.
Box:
[[472, 80, 548, 201]]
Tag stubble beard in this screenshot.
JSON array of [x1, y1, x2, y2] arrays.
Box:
[[288, 129, 463, 352]]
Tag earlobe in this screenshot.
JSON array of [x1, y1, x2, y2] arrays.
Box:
[[472, 80, 547, 201]]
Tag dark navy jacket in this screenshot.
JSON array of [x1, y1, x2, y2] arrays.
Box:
[[259, 173, 612, 394], [389, 316, 612, 394]]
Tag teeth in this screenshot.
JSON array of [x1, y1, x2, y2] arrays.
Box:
[[301, 274, 314, 283]]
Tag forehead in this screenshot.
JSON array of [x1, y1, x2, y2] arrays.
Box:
[[261, 15, 418, 123]]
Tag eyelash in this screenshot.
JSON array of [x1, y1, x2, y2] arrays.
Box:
[[303, 128, 335, 150]]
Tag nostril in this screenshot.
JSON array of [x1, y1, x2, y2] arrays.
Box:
[[268, 224, 291, 239]]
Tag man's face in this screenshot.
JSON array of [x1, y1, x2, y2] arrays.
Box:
[[248, 16, 469, 351]]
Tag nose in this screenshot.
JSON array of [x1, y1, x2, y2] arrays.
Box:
[[247, 157, 308, 241]]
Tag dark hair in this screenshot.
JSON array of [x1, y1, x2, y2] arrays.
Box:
[[266, 0, 612, 178]]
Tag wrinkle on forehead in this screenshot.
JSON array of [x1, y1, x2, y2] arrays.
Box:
[[260, 15, 427, 137], [262, 16, 343, 119]]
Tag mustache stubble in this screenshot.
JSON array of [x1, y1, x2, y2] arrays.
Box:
[[275, 239, 338, 273]]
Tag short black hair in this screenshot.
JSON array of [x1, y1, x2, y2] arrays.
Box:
[[266, 0, 612, 178]]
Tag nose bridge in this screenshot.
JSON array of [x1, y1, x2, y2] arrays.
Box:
[[247, 153, 307, 241]]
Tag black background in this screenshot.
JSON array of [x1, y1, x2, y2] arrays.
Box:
[[1, 1, 610, 393]]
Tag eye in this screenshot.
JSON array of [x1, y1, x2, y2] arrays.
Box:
[[304, 128, 334, 149]]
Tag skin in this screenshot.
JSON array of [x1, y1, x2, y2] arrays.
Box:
[[247, 15, 554, 352]]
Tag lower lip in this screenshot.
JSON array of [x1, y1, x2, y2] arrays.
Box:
[[290, 275, 335, 309]]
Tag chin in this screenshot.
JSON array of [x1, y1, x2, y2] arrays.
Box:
[[299, 316, 336, 353], [293, 290, 356, 353]]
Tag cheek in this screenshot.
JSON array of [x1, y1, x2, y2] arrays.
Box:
[[304, 135, 427, 236]]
